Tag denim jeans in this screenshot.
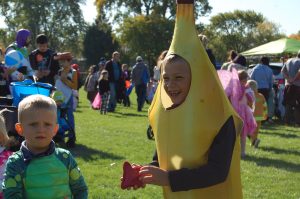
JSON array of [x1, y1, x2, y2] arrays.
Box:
[[108, 82, 117, 111]]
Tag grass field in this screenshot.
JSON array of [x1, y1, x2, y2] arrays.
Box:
[[69, 89, 300, 199]]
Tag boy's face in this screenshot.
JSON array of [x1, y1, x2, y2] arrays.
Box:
[[15, 108, 58, 154], [162, 60, 191, 107], [37, 43, 48, 53]]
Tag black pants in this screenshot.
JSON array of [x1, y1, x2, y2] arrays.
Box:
[[283, 84, 300, 124], [135, 83, 147, 111]]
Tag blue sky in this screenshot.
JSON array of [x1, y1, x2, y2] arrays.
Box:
[[80, 0, 299, 36], [1, 0, 299, 35]]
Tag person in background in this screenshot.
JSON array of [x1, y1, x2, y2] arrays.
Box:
[[246, 80, 267, 148], [121, 64, 131, 107], [97, 58, 106, 79], [71, 63, 81, 110], [29, 34, 60, 85], [5, 29, 33, 81], [98, 70, 110, 114], [227, 55, 247, 71], [198, 34, 216, 69], [0, 49, 13, 97], [237, 70, 257, 158], [221, 50, 238, 70], [249, 56, 274, 123], [105, 51, 122, 112], [55, 52, 77, 147], [281, 50, 300, 126], [84, 65, 98, 106], [0, 115, 13, 198], [131, 56, 150, 112]]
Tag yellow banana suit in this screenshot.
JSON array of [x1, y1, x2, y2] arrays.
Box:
[[148, 0, 243, 198]]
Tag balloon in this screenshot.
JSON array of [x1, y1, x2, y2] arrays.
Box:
[[5, 50, 24, 68]]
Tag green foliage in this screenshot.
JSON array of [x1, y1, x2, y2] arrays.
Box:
[[72, 89, 300, 198], [204, 10, 284, 62], [118, 15, 174, 68], [83, 23, 119, 66], [0, 0, 86, 55], [96, 0, 212, 19]]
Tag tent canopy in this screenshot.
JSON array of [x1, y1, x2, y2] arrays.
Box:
[[241, 38, 300, 56]]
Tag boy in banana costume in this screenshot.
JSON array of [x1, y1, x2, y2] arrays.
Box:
[[137, 0, 244, 198]]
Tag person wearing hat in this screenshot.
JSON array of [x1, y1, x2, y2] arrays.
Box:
[[131, 55, 150, 111], [5, 29, 34, 81], [55, 52, 77, 147]]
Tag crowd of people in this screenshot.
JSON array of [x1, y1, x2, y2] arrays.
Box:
[[0, 17, 299, 197], [84, 51, 164, 113]]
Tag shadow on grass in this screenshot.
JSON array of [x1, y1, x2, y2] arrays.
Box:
[[243, 155, 300, 172], [259, 146, 300, 156], [68, 144, 124, 162], [109, 111, 147, 118], [262, 130, 299, 139]]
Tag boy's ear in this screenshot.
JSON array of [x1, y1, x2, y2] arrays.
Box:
[[53, 124, 59, 136], [15, 123, 23, 136]]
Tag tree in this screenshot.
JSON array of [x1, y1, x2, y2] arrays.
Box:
[[0, 0, 86, 55], [83, 23, 119, 66], [118, 15, 174, 68], [95, 0, 212, 23], [204, 10, 284, 62]]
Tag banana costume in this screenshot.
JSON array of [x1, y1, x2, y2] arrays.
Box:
[[148, 0, 243, 198]]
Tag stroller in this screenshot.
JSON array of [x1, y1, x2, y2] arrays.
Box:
[[0, 79, 53, 151], [51, 90, 76, 147]]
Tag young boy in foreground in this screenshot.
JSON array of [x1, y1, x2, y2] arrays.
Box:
[[2, 94, 88, 198]]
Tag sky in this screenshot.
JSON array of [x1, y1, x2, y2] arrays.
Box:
[[1, 0, 299, 35]]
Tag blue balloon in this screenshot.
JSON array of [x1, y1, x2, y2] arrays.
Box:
[[5, 50, 24, 68]]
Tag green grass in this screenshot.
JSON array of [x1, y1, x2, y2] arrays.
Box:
[[70, 89, 300, 199]]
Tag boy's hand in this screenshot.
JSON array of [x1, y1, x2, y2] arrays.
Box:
[[139, 166, 169, 186]]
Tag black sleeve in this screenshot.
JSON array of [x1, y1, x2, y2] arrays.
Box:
[[168, 116, 236, 192], [49, 51, 60, 76], [29, 50, 38, 70]]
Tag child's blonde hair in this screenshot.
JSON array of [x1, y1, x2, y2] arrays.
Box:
[[18, 94, 57, 123], [247, 80, 258, 92], [162, 54, 190, 70], [122, 64, 128, 71], [0, 115, 9, 143]]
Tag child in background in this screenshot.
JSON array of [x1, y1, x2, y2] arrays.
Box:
[[56, 52, 77, 147], [84, 65, 98, 106], [0, 115, 13, 198], [238, 70, 257, 157], [247, 80, 268, 148], [98, 70, 110, 114], [146, 78, 157, 104], [121, 64, 131, 107], [2, 94, 87, 198]]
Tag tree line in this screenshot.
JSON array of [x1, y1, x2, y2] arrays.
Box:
[[0, 0, 298, 71]]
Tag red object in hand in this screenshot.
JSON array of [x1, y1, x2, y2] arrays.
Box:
[[121, 161, 143, 189]]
